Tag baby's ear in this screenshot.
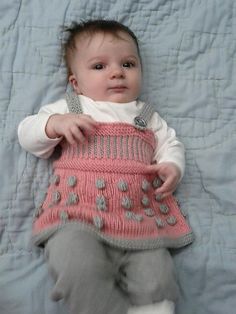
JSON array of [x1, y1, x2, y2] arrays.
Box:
[[69, 74, 80, 93]]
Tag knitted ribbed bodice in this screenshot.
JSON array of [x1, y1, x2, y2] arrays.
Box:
[[32, 94, 194, 249], [54, 122, 156, 173]]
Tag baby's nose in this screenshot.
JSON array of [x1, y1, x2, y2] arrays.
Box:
[[110, 66, 124, 79]]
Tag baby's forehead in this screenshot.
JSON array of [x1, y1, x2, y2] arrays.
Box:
[[75, 31, 137, 49]]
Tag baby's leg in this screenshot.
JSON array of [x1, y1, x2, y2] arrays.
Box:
[[45, 226, 129, 314], [121, 248, 178, 312]]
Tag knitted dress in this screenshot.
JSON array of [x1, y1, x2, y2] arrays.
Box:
[[33, 94, 194, 249]]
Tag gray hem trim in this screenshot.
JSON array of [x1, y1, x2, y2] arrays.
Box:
[[33, 221, 194, 250]]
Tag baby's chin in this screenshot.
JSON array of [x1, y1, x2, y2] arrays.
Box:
[[95, 95, 136, 104], [79, 91, 138, 103]]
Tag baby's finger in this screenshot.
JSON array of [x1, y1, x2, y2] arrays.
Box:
[[157, 190, 174, 200], [64, 131, 77, 146], [154, 177, 173, 197], [70, 126, 86, 143], [155, 187, 174, 200], [76, 117, 98, 134]]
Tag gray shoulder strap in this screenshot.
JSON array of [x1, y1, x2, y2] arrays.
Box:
[[134, 102, 155, 130], [65, 92, 83, 114]]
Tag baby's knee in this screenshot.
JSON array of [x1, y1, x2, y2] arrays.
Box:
[[129, 275, 178, 306], [126, 249, 179, 305]]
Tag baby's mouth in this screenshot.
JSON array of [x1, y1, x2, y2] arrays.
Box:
[[109, 86, 127, 92]]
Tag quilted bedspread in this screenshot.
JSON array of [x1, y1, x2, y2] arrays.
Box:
[[1, 1, 236, 313]]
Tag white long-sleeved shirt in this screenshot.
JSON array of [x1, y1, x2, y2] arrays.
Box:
[[18, 95, 185, 178]]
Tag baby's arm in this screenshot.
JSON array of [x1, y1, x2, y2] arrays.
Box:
[[147, 112, 185, 199], [18, 98, 96, 159], [18, 99, 66, 158]]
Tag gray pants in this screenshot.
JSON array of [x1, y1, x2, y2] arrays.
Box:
[[45, 226, 179, 314]]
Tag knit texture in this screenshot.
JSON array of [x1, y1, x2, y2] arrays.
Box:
[[33, 122, 194, 249]]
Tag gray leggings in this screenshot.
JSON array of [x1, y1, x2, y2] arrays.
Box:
[[45, 226, 179, 314]]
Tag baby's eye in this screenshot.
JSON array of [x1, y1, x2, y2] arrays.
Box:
[[93, 64, 104, 70], [123, 62, 135, 68]]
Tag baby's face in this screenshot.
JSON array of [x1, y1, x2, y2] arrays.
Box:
[[69, 31, 142, 103]]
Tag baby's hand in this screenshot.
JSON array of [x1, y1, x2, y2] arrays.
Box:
[[146, 162, 181, 199], [45, 113, 97, 145]]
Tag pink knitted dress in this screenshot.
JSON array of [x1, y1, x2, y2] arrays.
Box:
[[33, 94, 194, 249]]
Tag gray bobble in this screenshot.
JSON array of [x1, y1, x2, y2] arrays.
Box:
[[121, 196, 132, 209], [117, 180, 128, 192], [134, 214, 143, 222], [155, 217, 165, 228], [50, 174, 60, 185], [141, 195, 150, 207], [52, 191, 61, 204], [66, 192, 79, 205], [155, 194, 163, 202], [166, 216, 177, 226], [144, 208, 155, 217], [159, 204, 170, 215], [152, 177, 162, 189], [125, 211, 143, 222], [96, 195, 107, 211], [125, 211, 133, 219], [67, 176, 77, 187], [96, 179, 106, 190], [141, 179, 150, 192], [93, 216, 104, 229]]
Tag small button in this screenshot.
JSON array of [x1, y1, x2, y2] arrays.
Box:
[[134, 116, 147, 130]]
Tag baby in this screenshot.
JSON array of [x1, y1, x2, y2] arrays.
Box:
[[18, 20, 193, 314]]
